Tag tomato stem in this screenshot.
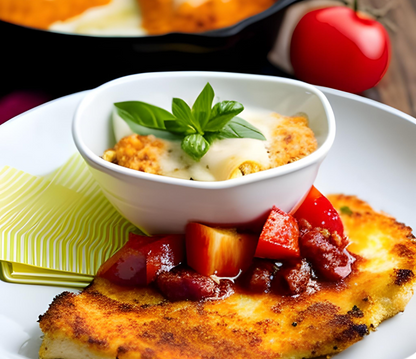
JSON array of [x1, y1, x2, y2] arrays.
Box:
[[340, 0, 359, 13]]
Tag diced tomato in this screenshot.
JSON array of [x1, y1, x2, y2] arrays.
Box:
[[127, 232, 163, 250], [292, 186, 345, 239], [185, 223, 258, 277], [97, 233, 185, 286], [254, 206, 301, 260]]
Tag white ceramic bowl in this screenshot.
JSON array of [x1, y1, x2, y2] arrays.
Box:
[[72, 71, 335, 234]]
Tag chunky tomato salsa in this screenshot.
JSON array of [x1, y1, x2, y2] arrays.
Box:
[[97, 186, 355, 301]]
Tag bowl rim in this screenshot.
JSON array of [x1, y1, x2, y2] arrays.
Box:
[[72, 71, 336, 190], [0, 0, 302, 39]]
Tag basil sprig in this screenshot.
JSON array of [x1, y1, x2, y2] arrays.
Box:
[[114, 83, 266, 161]]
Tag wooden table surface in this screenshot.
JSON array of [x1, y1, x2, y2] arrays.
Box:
[[360, 0, 416, 117]]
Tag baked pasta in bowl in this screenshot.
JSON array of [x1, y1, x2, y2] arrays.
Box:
[[72, 71, 335, 234]]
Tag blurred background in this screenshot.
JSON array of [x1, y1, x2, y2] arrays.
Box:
[[1, 0, 415, 124]]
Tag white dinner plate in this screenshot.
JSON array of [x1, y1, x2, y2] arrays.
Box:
[[0, 87, 415, 359]]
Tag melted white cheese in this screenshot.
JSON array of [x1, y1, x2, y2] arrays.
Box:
[[49, 0, 145, 36], [112, 108, 282, 181], [198, 137, 270, 180]]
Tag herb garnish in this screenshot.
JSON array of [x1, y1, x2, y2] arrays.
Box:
[[114, 83, 266, 161], [340, 206, 353, 216]]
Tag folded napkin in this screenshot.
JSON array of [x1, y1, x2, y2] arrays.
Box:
[[0, 154, 138, 287]]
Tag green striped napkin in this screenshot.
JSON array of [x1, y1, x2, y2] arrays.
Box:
[[0, 154, 138, 287]]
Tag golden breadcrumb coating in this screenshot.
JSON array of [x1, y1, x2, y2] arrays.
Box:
[[268, 114, 318, 167], [103, 134, 166, 175], [38, 195, 416, 359]]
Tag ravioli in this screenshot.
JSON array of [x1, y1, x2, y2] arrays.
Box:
[[38, 195, 416, 359]]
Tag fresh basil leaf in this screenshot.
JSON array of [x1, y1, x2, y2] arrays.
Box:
[[165, 119, 196, 135], [204, 100, 244, 132], [216, 117, 267, 141], [113, 86, 266, 162], [116, 112, 182, 141], [172, 98, 195, 126], [192, 83, 214, 131], [115, 101, 175, 129], [181, 134, 210, 161], [203, 132, 219, 145]]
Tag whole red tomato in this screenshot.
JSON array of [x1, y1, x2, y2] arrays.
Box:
[[290, 6, 390, 93]]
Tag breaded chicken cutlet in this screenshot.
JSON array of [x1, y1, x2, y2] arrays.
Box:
[[38, 195, 416, 359]]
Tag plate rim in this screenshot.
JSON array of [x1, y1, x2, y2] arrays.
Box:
[[0, 85, 415, 359]]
